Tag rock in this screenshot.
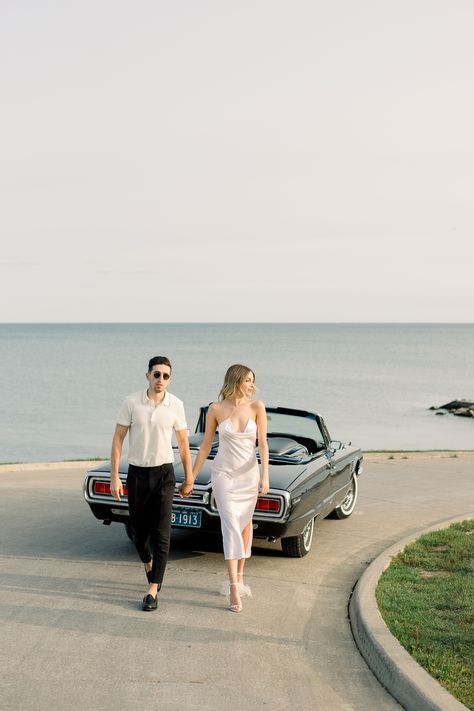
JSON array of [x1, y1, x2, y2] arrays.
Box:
[[451, 408, 474, 418], [438, 399, 474, 410], [430, 399, 474, 418]]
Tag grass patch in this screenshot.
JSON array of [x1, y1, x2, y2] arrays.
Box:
[[376, 520, 474, 710]]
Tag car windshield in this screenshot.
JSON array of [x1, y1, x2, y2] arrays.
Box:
[[266, 411, 324, 446]]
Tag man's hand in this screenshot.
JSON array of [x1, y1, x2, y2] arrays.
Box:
[[179, 479, 194, 498], [110, 425, 128, 502], [110, 475, 124, 502]]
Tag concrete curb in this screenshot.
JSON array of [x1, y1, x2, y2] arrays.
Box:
[[349, 513, 473, 711], [0, 460, 104, 473]]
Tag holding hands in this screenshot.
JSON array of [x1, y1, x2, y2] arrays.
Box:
[[179, 478, 194, 498]]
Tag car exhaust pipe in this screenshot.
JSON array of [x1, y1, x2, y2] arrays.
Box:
[[103, 519, 111, 526], [267, 536, 277, 543]]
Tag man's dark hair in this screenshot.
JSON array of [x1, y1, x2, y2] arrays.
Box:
[[148, 355, 172, 373]]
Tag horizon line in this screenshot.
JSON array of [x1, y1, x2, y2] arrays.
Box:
[[1, 321, 473, 326]]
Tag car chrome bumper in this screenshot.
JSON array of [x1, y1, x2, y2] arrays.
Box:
[[83, 474, 292, 526]]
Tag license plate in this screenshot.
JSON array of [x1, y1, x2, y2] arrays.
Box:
[[172, 507, 202, 528]]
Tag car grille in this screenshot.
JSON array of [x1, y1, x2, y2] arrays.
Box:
[[172, 484, 213, 509]]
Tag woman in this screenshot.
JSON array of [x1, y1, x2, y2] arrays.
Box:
[[184, 364, 269, 612]]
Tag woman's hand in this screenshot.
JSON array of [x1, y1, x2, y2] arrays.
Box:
[[258, 477, 269, 496], [179, 479, 194, 498]]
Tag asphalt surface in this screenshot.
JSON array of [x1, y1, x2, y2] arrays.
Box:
[[1, 454, 473, 711]]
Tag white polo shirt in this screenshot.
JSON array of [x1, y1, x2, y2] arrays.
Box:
[[117, 390, 188, 467]]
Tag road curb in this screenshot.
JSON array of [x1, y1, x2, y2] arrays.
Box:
[[349, 513, 473, 711], [0, 460, 105, 473]]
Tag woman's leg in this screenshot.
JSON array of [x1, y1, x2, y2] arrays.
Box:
[[238, 521, 252, 577], [226, 558, 242, 609], [226, 521, 253, 608], [227, 558, 238, 584]]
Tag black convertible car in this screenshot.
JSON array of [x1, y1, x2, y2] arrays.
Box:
[[83, 406, 363, 557]]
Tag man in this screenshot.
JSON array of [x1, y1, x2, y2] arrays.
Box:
[[110, 356, 193, 611]]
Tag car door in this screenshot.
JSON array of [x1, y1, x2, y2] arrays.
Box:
[[326, 448, 353, 500], [289, 452, 333, 519], [316, 415, 353, 504]]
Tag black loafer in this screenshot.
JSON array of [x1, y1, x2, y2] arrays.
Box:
[[142, 594, 158, 611]]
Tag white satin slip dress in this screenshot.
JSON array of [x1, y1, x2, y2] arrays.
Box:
[[211, 417, 260, 560]]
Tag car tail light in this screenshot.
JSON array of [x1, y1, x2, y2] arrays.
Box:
[[255, 497, 280, 513], [94, 481, 128, 496]]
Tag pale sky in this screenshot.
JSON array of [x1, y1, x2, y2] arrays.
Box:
[[1, 0, 473, 322]]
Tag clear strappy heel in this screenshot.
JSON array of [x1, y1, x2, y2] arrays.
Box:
[[220, 578, 252, 598], [229, 582, 243, 613], [237, 572, 252, 598]]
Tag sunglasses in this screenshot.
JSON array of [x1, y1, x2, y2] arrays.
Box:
[[151, 371, 170, 380]]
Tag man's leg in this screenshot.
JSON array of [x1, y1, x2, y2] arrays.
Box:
[[148, 463, 175, 587], [126, 465, 153, 565]]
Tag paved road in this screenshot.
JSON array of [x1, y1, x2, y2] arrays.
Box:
[[1, 455, 473, 711]]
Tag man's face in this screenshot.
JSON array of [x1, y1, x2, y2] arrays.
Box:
[[146, 364, 172, 395]]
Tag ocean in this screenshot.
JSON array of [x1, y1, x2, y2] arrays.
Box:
[[0, 323, 472, 463]]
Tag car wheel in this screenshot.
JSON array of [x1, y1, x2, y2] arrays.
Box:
[[281, 517, 315, 558], [125, 523, 135, 542], [331, 474, 358, 519]]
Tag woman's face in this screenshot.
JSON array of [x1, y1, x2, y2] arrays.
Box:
[[239, 371, 255, 398]]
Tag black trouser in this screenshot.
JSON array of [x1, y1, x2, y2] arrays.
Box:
[[126, 463, 175, 586]]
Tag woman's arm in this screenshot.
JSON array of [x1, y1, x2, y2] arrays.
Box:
[[255, 401, 269, 495], [179, 405, 218, 497]]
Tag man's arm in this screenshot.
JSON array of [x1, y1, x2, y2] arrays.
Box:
[[110, 424, 129, 501], [176, 429, 193, 498]]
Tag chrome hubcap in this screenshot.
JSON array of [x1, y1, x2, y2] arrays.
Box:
[[342, 490, 353, 510], [341, 477, 357, 512], [303, 519, 314, 549]]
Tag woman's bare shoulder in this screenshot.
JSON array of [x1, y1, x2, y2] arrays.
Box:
[[208, 401, 225, 417], [251, 399, 266, 413], [205, 403, 221, 428]]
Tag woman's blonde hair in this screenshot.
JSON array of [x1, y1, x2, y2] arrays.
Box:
[[219, 364, 256, 401]]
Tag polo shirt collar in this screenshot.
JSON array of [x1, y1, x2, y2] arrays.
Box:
[[143, 389, 171, 407]]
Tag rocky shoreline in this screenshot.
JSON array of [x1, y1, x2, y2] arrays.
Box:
[[429, 399, 474, 418]]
